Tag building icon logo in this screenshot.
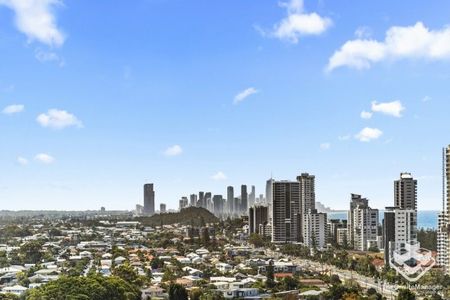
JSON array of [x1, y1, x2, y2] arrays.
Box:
[[389, 240, 436, 282]]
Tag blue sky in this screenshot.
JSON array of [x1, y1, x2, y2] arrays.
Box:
[[0, 0, 449, 210]]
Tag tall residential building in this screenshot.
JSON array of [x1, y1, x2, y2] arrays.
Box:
[[437, 212, 448, 268], [241, 185, 248, 213], [297, 173, 316, 214], [383, 173, 418, 265], [234, 197, 240, 214], [249, 205, 269, 235], [249, 185, 256, 207], [347, 194, 369, 247], [383, 208, 396, 264], [198, 192, 205, 208], [179, 197, 188, 210], [384, 207, 417, 265], [227, 186, 234, 214], [213, 195, 224, 216], [160, 203, 166, 213], [266, 178, 274, 224], [438, 146, 450, 272], [190, 194, 197, 207], [143, 183, 155, 215], [394, 173, 417, 210], [271, 180, 301, 243], [348, 194, 378, 251], [303, 209, 327, 249]]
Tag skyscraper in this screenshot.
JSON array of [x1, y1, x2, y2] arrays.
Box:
[[394, 173, 417, 210], [347, 193, 368, 247], [160, 203, 166, 213], [348, 194, 378, 251], [297, 173, 316, 214], [241, 185, 248, 213], [249, 204, 269, 235], [249, 185, 256, 207], [227, 186, 234, 214], [190, 194, 197, 207], [143, 183, 155, 215], [198, 191, 205, 208], [297, 173, 316, 243], [213, 195, 224, 216], [440, 146, 450, 272], [271, 180, 301, 243]]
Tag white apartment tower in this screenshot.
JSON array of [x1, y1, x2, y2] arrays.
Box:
[[303, 209, 327, 249], [348, 194, 379, 251], [438, 146, 450, 271]]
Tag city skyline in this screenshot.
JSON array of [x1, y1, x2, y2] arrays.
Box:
[[1, 0, 450, 210]]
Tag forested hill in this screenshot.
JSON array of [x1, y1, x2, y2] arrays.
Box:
[[136, 207, 219, 227]]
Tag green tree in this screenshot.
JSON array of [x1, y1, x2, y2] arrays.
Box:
[[168, 283, 188, 300], [397, 289, 416, 300], [112, 263, 139, 285], [266, 260, 275, 288], [25, 275, 141, 300], [248, 233, 265, 248], [19, 240, 43, 264], [282, 276, 299, 291]]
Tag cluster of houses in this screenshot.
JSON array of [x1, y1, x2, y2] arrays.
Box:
[[0, 220, 329, 299]]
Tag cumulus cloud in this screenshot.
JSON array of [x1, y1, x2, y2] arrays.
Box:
[[355, 127, 383, 142], [371, 100, 404, 117], [0, 0, 65, 47], [164, 145, 183, 157], [320, 143, 331, 150], [17, 156, 28, 165], [265, 0, 331, 43], [37, 109, 82, 129], [212, 171, 227, 181], [360, 110, 373, 119], [34, 153, 54, 164], [234, 87, 258, 104], [2, 104, 24, 114], [327, 22, 450, 71]]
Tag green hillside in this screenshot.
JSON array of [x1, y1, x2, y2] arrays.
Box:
[[136, 207, 219, 227]]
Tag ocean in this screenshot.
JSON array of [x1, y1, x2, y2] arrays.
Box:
[[328, 210, 438, 229]]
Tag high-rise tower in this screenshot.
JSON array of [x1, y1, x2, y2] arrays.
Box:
[[143, 183, 155, 215]]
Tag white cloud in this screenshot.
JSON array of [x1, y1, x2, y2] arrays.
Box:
[[355, 127, 383, 142], [360, 110, 373, 119], [338, 135, 351, 141], [234, 87, 258, 104], [17, 156, 28, 165], [422, 96, 431, 102], [34, 153, 54, 164], [327, 22, 450, 71], [212, 171, 227, 181], [35, 48, 65, 66], [371, 100, 404, 117], [270, 0, 332, 43], [164, 145, 183, 157], [320, 143, 331, 150], [37, 109, 82, 129], [2, 104, 24, 114], [0, 0, 65, 47], [355, 26, 372, 39]]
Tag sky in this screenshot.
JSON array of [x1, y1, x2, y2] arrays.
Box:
[[0, 0, 450, 211]]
